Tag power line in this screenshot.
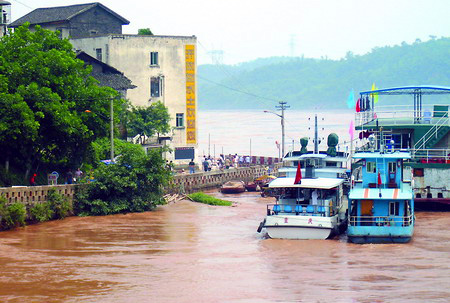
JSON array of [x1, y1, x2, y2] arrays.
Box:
[[197, 40, 278, 107], [11, 0, 34, 10]]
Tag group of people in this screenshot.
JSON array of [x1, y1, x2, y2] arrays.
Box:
[[28, 168, 84, 186], [66, 168, 84, 184], [199, 154, 252, 173]]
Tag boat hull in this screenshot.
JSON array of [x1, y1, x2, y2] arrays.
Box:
[[347, 225, 414, 244], [264, 215, 342, 240]]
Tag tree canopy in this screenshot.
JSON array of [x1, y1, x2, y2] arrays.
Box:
[[137, 28, 153, 35], [127, 101, 171, 143], [0, 24, 125, 178]]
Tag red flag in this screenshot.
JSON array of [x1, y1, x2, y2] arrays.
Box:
[[356, 98, 361, 112], [294, 161, 302, 184], [378, 172, 382, 187]]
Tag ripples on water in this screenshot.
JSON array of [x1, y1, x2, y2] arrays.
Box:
[[0, 191, 448, 302]]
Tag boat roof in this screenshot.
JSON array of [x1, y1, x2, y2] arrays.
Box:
[[360, 85, 450, 96], [268, 177, 344, 189], [284, 154, 348, 162], [349, 187, 413, 200], [278, 167, 347, 174], [353, 151, 411, 159]]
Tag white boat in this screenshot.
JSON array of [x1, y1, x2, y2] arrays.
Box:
[[259, 177, 347, 240]]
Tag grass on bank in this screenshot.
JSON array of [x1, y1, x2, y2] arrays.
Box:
[[187, 192, 232, 206]]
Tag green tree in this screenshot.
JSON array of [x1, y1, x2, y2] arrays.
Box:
[[137, 28, 153, 35], [0, 24, 125, 179], [127, 101, 171, 143]]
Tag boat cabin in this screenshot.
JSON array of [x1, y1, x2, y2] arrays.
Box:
[[347, 151, 414, 243], [267, 177, 344, 218]]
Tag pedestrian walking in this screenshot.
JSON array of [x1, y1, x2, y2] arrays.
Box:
[[189, 159, 195, 174]]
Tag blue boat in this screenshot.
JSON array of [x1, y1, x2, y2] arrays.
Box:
[[347, 137, 414, 244]]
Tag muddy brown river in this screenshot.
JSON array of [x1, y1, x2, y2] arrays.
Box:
[[0, 191, 448, 303]]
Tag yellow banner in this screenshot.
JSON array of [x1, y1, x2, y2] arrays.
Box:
[[185, 45, 196, 144]]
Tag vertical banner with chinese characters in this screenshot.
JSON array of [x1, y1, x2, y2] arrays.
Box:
[[185, 45, 196, 144]]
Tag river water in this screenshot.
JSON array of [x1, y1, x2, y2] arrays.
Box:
[[198, 110, 355, 158], [0, 190, 448, 303]]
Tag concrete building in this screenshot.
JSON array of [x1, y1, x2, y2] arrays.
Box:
[[10, 2, 198, 161], [70, 34, 198, 154]]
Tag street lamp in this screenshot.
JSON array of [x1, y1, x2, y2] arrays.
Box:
[[85, 97, 114, 161], [264, 110, 284, 158], [264, 102, 288, 159]]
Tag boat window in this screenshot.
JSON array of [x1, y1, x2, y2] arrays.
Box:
[[326, 162, 337, 167], [389, 201, 400, 216], [366, 162, 376, 173], [388, 162, 396, 174], [308, 159, 316, 166]]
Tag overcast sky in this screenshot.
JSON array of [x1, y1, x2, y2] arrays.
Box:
[[8, 0, 450, 65]]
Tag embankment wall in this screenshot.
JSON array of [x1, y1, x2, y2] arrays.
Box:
[[169, 166, 267, 194], [0, 166, 267, 207]]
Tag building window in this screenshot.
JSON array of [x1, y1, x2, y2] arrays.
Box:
[[366, 162, 376, 173], [176, 113, 184, 127], [150, 52, 159, 66], [96, 48, 102, 61], [151, 77, 160, 97]]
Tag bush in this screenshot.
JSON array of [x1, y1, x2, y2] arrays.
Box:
[[74, 144, 171, 216], [47, 188, 72, 219], [30, 202, 54, 222], [0, 196, 26, 229], [187, 192, 232, 206]]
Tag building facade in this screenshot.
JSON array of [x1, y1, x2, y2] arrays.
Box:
[[71, 35, 198, 155]]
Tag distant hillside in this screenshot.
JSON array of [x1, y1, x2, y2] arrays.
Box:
[[198, 37, 450, 110]]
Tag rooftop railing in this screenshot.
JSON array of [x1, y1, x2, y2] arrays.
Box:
[[355, 105, 448, 127]]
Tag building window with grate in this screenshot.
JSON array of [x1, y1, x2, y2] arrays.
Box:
[[151, 77, 160, 97], [96, 48, 102, 61], [150, 52, 159, 66], [176, 113, 184, 127]]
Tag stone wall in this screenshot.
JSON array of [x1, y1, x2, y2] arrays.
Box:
[[169, 166, 267, 194], [0, 184, 76, 206]]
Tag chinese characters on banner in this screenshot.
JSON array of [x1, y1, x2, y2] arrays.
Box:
[[185, 45, 196, 144]]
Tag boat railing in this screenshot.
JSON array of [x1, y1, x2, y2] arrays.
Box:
[[355, 105, 448, 127], [355, 144, 449, 162], [348, 214, 413, 227], [413, 112, 450, 151], [267, 203, 336, 217], [410, 148, 450, 162]]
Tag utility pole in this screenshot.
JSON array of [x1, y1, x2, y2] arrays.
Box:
[[314, 114, 318, 154], [110, 97, 114, 161], [275, 101, 289, 159]]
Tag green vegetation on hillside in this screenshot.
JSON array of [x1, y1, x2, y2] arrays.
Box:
[[199, 37, 450, 110]]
